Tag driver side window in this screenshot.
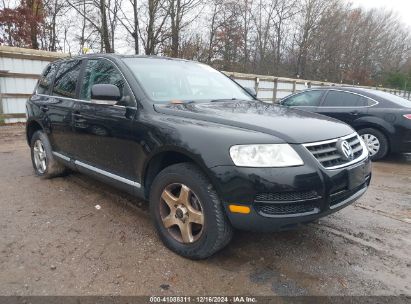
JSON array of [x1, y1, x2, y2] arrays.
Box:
[[80, 59, 135, 106], [283, 90, 324, 107]]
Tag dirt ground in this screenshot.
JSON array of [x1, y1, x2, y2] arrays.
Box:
[[0, 124, 410, 296]]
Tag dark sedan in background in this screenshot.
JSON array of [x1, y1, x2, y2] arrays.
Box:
[[280, 87, 411, 160]]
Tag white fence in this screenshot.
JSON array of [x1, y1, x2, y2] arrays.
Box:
[[0, 46, 67, 123], [223, 71, 411, 103], [0, 46, 410, 123]]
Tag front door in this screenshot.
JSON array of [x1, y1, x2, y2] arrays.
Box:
[[72, 58, 139, 181]]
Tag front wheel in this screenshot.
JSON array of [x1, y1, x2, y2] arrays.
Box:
[[358, 128, 388, 161], [149, 163, 233, 259]]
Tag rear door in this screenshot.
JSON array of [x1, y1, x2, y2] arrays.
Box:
[[72, 58, 138, 181], [281, 90, 325, 112], [316, 90, 369, 125], [47, 59, 83, 156], [31, 62, 59, 127]]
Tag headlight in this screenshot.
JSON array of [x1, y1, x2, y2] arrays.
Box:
[[229, 144, 304, 167]]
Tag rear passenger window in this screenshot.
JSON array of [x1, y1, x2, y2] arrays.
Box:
[[52, 60, 82, 98], [322, 91, 361, 107], [80, 59, 134, 106], [37, 63, 58, 94]]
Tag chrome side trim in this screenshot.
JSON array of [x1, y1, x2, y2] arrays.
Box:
[[74, 160, 141, 188], [52, 151, 141, 188], [52, 151, 70, 162], [36, 93, 137, 109]]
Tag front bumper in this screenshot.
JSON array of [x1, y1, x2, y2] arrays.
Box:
[[208, 152, 372, 232]]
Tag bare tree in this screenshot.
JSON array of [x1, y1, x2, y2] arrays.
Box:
[[271, 0, 299, 73], [294, 0, 330, 78], [138, 0, 169, 55], [167, 0, 202, 57], [67, 0, 117, 52], [251, 0, 277, 73], [3, 0, 409, 87]]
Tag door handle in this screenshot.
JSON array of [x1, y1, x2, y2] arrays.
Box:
[[72, 112, 85, 122], [40, 105, 49, 112], [350, 111, 359, 115], [73, 111, 83, 119]]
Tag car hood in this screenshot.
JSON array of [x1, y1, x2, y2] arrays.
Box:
[[153, 100, 354, 144]]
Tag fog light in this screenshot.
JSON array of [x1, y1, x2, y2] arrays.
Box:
[[229, 205, 251, 214]]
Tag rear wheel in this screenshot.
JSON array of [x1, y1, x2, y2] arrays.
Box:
[[149, 163, 233, 259], [358, 128, 388, 161], [30, 130, 66, 178]]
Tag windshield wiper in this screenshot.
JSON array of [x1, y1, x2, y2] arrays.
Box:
[[210, 98, 238, 102], [169, 100, 195, 104]]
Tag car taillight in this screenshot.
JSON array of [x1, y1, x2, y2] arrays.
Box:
[[404, 114, 411, 119]]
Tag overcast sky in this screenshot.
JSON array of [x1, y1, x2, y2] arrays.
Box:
[[350, 0, 411, 27]]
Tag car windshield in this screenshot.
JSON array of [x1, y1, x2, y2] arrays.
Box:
[[122, 58, 253, 103], [362, 89, 411, 108]]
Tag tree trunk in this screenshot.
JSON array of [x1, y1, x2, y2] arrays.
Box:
[[99, 0, 112, 52], [28, 0, 40, 49], [80, 0, 86, 53], [170, 0, 180, 57], [49, 0, 58, 51], [132, 0, 139, 54]]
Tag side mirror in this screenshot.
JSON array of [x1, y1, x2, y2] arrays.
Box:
[[91, 84, 121, 105], [244, 87, 257, 98]]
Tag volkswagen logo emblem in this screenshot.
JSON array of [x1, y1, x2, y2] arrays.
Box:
[[336, 139, 353, 160]]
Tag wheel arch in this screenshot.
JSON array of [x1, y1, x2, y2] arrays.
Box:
[[353, 117, 392, 141], [142, 148, 214, 200], [26, 119, 44, 146], [353, 122, 391, 153]]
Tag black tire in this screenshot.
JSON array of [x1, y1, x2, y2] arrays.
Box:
[[149, 162, 233, 259], [358, 128, 389, 161], [30, 130, 66, 178]]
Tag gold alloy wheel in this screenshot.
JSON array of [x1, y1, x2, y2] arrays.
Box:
[[159, 183, 205, 243]]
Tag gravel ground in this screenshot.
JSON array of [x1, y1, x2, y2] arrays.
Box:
[[0, 125, 410, 296]]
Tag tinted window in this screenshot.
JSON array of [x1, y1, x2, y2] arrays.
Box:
[[37, 63, 59, 94], [282, 90, 323, 106], [80, 59, 134, 106], [52, 60, 82, 98], [322, 91, 362, 107]]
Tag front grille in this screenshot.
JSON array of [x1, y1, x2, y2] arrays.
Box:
[[255, 190, 318, 202], [330, 182, 367, 207], [255, 201, 318, 216], [304, 133, 364, 169]]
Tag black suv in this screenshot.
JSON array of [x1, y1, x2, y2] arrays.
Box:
[[26, 54, 371, 259], [280, 87, 411, 160]]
